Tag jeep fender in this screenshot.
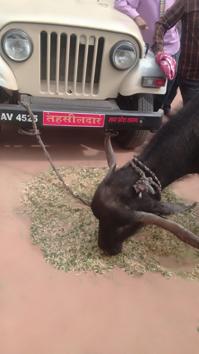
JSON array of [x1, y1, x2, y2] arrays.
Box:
[[0, 57, 17, 91], [119, 50, 167, 97]]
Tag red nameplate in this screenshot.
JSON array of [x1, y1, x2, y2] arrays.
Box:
[[43, 111, 105, 127]]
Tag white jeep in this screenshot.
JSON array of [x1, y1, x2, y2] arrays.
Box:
[[0, 0, 166, 148]]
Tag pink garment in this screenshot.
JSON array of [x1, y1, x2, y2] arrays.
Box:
[[155, 52, 176, 80], [114, 0, 180, 55]]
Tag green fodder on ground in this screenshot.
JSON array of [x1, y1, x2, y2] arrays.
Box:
[[22, 167, 199, 279]]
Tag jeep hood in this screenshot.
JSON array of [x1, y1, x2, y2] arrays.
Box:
[[0, 0, 143, 44]]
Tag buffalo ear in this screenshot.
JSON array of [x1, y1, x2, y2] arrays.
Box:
[[151, 201, 194, 216]]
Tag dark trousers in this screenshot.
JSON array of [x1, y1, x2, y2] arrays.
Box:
[[162, 73, 179, 113], [179, 78, 199, 105], [154, 51, 180, 113]]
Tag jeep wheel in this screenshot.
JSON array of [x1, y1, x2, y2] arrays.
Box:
[[115, 94, 153, 149], [115, 129, 148, 150]]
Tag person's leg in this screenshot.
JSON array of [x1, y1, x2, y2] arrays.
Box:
[[179, 78, 199, 105], [154, 76, 178, 113], [162, 51, 180, 114], [154, 51, 180, 114], [162, 74, 179, 114]]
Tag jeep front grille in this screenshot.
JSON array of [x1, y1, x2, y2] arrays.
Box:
[[40, 30, 105, 96], [0, 23, 137, 100]]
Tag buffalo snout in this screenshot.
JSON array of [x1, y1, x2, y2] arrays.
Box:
[[98, 223, 122, 255]]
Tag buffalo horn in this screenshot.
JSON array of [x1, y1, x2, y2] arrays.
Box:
[[134, 211, 199, 249], [104, 133, 117, 170]]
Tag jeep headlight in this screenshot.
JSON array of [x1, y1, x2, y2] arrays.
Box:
[[110, 40, 139, 70], [2, 29, 33, 62]]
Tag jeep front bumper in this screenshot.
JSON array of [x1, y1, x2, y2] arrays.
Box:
[[0, 101, 162, 132]]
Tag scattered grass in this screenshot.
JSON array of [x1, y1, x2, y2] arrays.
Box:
[[21, 167, 199, 279]]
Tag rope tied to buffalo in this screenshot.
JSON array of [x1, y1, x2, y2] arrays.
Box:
[[19, 101, 90, 207], [130, 157, 162, 199]]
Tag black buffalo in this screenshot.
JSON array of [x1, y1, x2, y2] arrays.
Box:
[[91, 95, 199, 255]]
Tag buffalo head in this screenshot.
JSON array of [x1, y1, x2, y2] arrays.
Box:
[[91, 134, 199, 255]]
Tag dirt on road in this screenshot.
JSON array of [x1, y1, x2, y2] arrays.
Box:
[[0, 107, 199, 354]]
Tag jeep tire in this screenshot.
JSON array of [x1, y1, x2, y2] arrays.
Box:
[[115, 94, 153, 150]]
